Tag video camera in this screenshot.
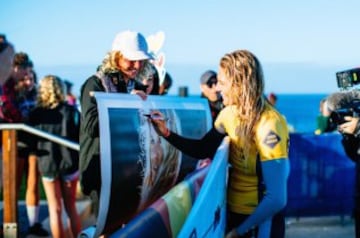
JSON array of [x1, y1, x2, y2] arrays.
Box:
[[336, 67, 360, 90], [330, 98, 360, 125], [327, 69, 360, 125]]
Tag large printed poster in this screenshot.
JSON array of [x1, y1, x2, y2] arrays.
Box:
[[93, 93, 212, 236]]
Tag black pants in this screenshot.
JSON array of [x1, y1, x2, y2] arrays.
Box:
[[226, 210, 285, 238]]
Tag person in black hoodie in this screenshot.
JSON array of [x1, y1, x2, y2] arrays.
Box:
[[79, 30, 154, 216]]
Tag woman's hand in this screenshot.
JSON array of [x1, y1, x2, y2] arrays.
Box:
[[149, 111, 169, 137], [131, 89, 147, 100]]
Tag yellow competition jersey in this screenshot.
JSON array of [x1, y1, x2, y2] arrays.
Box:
[[214, 104, 289, 214]]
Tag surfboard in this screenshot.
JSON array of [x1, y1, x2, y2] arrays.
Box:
[[178, 137, 229, 238]]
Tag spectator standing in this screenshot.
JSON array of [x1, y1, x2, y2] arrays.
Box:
[[16, 67, 49, 236], [1, 52, 49, 236], [17, 68, 37, 120], [200, 70, 224, 122], [0, 34, 15, 86], [0, 33, 15, 237], [141, 64, 160, 95], [28, 75, 81, 238], [64, 80, 77, 106], [158, 72, 172, 95], [314, 98, 336, 134], [79, 30, 153, 220], [1, 52, 30, 123], [267, 92, 277, 107]]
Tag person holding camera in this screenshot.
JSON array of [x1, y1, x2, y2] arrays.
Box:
[[339, 115, 360, 238], [327, 90, 360, 238]]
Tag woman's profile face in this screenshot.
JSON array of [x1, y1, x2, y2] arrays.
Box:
[[217, 67, 233, 106]]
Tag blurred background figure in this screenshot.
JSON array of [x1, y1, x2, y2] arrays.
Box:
[[64, 79, 77, 106], [267, 92, 278, 107], [141, 64, 160, 95], [17, 67, 37, 120], [1, 52, 49, 236], [0, 34, 15, 86], [159, 72, 172, 95], [28, 75, 81, 238], [314, 98, 336, 135], [0, 35, 16, 236], [200, 70, 223, 122], [15, 66, 50, 236]]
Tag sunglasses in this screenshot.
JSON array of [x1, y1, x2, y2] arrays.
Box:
[[206, 80, 217, 88]]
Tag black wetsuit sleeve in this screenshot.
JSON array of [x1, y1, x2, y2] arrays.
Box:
[[165, 127, 225, 159]]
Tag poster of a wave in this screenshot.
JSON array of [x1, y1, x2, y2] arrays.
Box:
[[93, 93, 212, 237]]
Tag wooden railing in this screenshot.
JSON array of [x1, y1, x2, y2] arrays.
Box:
[[0, 123, 79, 238]]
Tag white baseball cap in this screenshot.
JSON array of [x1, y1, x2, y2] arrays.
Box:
[[112, 31, 154, 61]]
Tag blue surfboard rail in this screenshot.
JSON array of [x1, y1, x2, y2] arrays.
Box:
[[178, 137, 229, 238]]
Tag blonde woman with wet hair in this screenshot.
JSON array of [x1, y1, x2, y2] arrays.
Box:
[[137, 109, 181, 211], [28, 75, 81, 238], [150, 50, 290, 238]]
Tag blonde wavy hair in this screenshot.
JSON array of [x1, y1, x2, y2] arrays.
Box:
[[220, 50, 266, 156], [98, 51, 154, 80], [37, 75, 65, 109], [137, 109, 181, 212]]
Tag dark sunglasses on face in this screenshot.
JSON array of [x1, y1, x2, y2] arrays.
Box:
[[206, 80, 217, 88]]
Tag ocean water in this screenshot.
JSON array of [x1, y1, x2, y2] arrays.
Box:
[[275, 93, 328, 133]]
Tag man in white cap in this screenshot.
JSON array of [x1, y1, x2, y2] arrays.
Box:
[[79, 30, 154, 219]]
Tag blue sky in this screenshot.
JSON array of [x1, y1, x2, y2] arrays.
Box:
[[1, 0, 360, 94]]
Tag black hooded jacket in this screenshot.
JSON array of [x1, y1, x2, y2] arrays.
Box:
[[79, 73, 146, 196]]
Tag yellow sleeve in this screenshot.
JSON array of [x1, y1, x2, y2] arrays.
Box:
[[255, 111, 289, 161], [214, 107, 229, 134]]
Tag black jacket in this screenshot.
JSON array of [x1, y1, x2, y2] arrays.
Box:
[[342, 120, 360, 210], [79, 73, 146, 195], [28, 103, 80, 178]]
